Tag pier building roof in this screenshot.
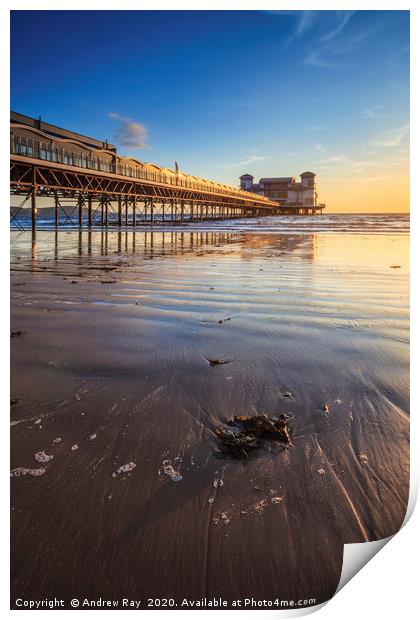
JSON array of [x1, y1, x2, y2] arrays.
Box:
[[259, 177, 294, 184], [11, 111, 116, 153]]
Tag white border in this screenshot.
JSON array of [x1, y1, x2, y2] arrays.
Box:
[[2, 1, 417, 618]]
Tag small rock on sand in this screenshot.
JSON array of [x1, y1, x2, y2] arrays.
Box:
[[318, 468, 326, 475], [117, 462, 136, 474], [52, 437, 61, 444], [271, 496, 283, 504], [11, 331, 26, 338], [162, 461, 183, 482], [358, 453, 368, 464], [34, 451, 54, 463], [208, 359, 230, 366], [71, 445, 79, 451], [282, 390, 294, 399]]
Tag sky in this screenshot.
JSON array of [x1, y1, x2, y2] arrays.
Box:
[[10, 10, 410, 212]]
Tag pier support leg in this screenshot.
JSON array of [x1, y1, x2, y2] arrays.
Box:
[[104, 197, 109, 227], [151, 201, 155, 225], [31, 187, 37, 232], [180, 203, 184, 222], [54, 192, 59, 228], [78, 193, 83, 228], [125, 197, 129, 226], [132, 197, 136, 227], [88, 195, 93, 227], [118, 195, 122, 227]]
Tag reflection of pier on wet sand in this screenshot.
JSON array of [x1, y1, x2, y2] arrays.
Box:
[[23, 229, 316, 263]]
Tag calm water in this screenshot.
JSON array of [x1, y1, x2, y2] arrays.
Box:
[[10, 212, 409, 235]]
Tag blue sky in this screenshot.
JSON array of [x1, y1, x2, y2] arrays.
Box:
[[11, 10, 410, 209]]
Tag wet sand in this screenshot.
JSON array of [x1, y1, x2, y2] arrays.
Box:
[[10, 224, 409, 609]]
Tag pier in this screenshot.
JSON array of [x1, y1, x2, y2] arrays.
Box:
[[10, 113, 282, 231]]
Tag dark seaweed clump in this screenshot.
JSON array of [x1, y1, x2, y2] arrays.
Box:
[[215, 413, 292, 459]]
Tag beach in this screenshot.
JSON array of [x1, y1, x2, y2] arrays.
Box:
[[10, 215, 410, 609]]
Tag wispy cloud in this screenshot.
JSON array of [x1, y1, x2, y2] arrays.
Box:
[[371, 125, 409, 148], [271, 10, 318, 44], [319, 11, 355, 42], [222, 155, 268, 168], [314, 150, 409, 173], [287, 10, 355, 43], [315, 154, 380, 171], [312, 27, 373, 67], [299, 11, 372, 69], [316, 154, 349, 165], [314, 142, 326, 152], [363, 105, 388, 119], [109, 113, 148, 148], [273, 10, 367, 68], [292, 11, 319, 39]]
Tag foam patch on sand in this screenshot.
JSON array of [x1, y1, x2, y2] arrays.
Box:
[[11, 467, 46, 478]]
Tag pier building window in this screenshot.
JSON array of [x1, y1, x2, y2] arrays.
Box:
[[39, 144, 53, 161], [16, 141, 34, 156]]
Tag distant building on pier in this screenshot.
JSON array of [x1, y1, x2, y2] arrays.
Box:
[[239, 171, 325, 213]]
